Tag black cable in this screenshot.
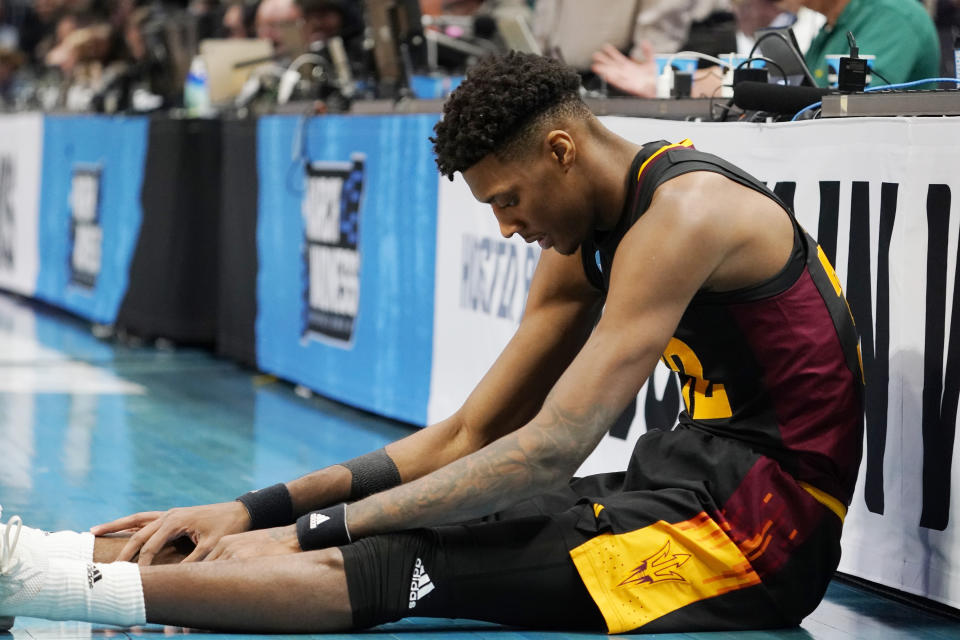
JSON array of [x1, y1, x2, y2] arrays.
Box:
[[748, 31, 796, 60], [748, 31, 810, 83], [846, 31, 859, 58], [708, 84, 725, 121], [736, 56, 787, 85], [870, 67, 892, 86], [714, 98, 740, 122]]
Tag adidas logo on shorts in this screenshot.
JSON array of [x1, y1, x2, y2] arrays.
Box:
[[408, 557, 435, 609], [309, 512, 330, 529]]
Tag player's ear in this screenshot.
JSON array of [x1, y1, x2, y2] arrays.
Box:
[[546, 130, 576, 171]]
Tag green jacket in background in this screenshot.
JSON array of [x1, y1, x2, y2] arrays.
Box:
[[804, 0, 940, 87]]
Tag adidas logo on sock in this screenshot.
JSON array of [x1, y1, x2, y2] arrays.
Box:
[[408, 557, 434, 609], [309, 512, 330, 529], [86, 564, 102, 589]]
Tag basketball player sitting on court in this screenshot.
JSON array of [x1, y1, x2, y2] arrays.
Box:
[[0, 52, 863, 634]]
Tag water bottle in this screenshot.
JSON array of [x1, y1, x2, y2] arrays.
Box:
[[184, 55, 212, 116]]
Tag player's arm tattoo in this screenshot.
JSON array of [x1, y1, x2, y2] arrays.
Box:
[[346, 393, 621, 538]]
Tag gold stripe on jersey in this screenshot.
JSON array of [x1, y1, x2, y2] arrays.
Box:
[[570, 511, 761, 633], [815, 244, 865, 384], [817, 245, 843, 297], [636, 139, 695, 183], [799, 482, 847, 522], [661, 337, 734, 420]]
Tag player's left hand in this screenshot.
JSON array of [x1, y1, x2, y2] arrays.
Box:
[[203, 525, 301, 562]]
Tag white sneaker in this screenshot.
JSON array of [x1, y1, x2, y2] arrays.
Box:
[[0, 506, 92, 569], [0, 507, 50, 630], [0, 510, 22, 631]]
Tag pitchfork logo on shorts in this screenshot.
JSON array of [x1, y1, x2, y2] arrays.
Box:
[[301, 154, 364, 347], [68, 164, 103, 289], [618, 540, 690, 587], [0, 155, 14, 270]]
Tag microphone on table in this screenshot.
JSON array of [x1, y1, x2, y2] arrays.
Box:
[[733, 81, 833, 115]]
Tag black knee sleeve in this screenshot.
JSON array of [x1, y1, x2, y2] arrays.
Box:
[[340, 518, 605, 631], [340, 529, 442, 629]]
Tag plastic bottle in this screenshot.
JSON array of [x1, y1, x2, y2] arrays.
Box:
[[184, 55, 212, 116]]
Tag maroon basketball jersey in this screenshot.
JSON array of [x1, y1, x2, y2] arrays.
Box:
[[580, 140, 864, 506]]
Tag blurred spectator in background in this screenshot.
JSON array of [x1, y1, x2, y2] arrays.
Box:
[[801, 0, 940, 86], [536, 0, 736, 96], [221, 0, 260, 38], [33, 0, 68, 62], [729, 0, 823, 52], [298, 0, 363, 49], [121, 4, 189, 107], [1, 0, 44, 62], [255, 0, 303, 55], [188, 0, 222, 42], [0, 46, 25, 106], [733, 0, 797, 49], [586, 0, 801, 97], [45, 11, 117, 75]]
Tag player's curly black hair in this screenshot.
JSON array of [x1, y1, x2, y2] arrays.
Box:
[[431, 52, 590, 180]]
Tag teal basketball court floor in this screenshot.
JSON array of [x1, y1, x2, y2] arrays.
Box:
[[0, 291, 957, 640]]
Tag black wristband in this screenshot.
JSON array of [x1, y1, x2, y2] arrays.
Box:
[[236, 483, 294, 530], [296, 504, 351, 550], [341, 449, 402, 500]]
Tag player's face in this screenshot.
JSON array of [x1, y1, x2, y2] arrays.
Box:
[[461, 146, 591, 256]]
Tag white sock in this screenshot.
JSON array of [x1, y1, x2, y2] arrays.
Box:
[[11, 559, 145, 627], [21, 527, 95, 563]]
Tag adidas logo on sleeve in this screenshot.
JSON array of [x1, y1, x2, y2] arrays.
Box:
[[408, 557, 435, 609]]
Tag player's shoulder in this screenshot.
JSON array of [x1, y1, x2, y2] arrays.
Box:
[[623, 168, 771, 263], [646, 170, 733, 230]]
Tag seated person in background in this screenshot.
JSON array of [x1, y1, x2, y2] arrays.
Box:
[[298, 0, 364, 53], [44, 11, 118, 75], [0, 0, 45, 64], [535, 0, 735, 96], [221, 0, 260, 39], [800, 0, 940, 86], [734, 0, 800, 52], [590, 0, 795, 98], [297, 0, 367, 79], [255, 0, 303, 56], [0, 46, 25, 106], [298, 0, 363, 46]]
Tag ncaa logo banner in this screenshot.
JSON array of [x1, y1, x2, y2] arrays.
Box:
[[302, 155, 364, 347], [256, 114, 438, 425], [0, 114, 43, 297], [35, 115, 149, 324], [68, 164, 103, 290]]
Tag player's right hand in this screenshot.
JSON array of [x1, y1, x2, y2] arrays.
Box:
[[90, 501, 253, 565]]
